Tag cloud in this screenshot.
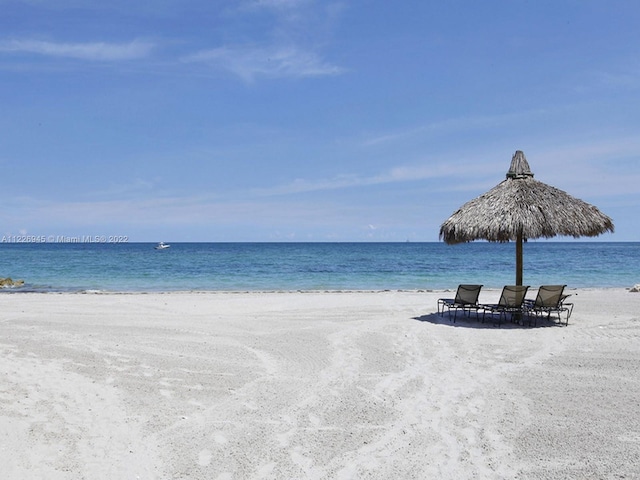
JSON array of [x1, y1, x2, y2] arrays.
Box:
[[0, 39, 154, 61], [249, 133, 640, 202], [246, 0, 311, 10], [360, 109, 555, 147], [180, 0, 344, 82], [249, 162, 460, 197], [93, 178, 158, 198], [184, 44, 344, 81]]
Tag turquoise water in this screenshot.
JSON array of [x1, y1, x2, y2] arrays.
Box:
[[0, 242, 637, 292]]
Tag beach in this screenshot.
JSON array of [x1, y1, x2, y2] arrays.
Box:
[[1, 289, 639, 479]]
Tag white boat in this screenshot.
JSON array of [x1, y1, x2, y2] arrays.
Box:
[[154, 242, 170, 250]]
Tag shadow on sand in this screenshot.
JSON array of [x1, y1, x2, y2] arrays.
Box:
[[413, 311, 568, 329]]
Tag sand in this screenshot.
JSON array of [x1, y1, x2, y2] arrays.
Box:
[[0, 288, 639, 479]]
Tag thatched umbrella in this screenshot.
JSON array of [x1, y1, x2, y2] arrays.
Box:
[[439, 150, 614, 285]]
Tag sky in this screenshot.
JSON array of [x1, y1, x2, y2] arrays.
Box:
[[0, 0, 638, 242]]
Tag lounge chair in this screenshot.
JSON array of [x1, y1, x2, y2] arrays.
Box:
[[524, 285, 573, 326], [437, 284, 483, 322], [481, 285, 530, 326]]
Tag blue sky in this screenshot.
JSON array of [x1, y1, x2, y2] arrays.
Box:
[[1, 0, 638, 242]]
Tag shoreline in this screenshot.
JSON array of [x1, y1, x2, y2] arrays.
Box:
[[1, 285, 636, 295], [1, 289, 639, 478]]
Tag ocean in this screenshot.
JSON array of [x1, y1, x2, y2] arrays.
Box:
[[0, 242, 637, 293]]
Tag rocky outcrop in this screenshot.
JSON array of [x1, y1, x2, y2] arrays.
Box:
[[0, 277, 25, 288]]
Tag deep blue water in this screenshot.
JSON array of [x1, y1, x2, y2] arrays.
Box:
[[0, 242, 637, 293]]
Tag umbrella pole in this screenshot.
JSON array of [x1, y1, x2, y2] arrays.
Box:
[[516, 232, 523, 286]]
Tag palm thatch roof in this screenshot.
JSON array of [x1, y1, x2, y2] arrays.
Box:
[[439, 151, 614, 244]]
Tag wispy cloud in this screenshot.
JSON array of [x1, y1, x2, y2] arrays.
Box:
[[92, 178, 158, 198], [249, 162, 462, 197], [0, 39, 154, 61], [191, 0, 344, 82], [183, 44, 344, 81], [249, 133, 640, 201], [360, 109, 555, 147], [245, 0, 311, 10]]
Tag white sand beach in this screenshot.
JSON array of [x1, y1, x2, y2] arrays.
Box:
[[1, 289, 639, 479]]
